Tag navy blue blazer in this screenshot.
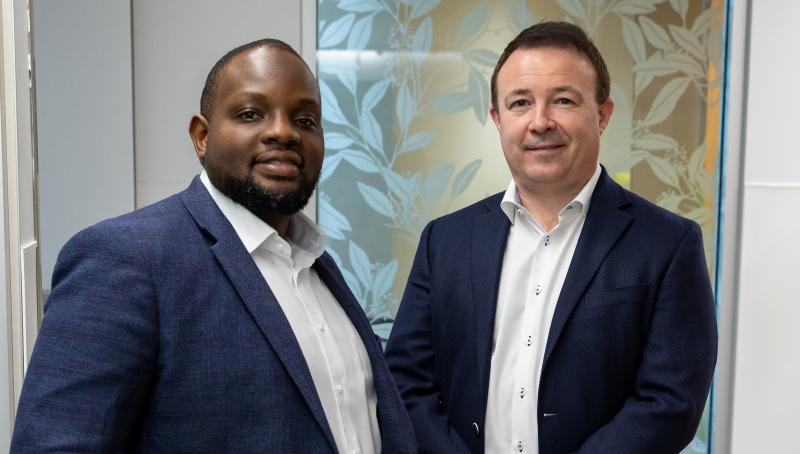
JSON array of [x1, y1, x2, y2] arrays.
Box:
[[385, 169, 717, 454], [12, 177, 416, 453]]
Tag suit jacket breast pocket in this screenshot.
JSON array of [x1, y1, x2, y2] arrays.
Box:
[[584, 284, 650, 308]]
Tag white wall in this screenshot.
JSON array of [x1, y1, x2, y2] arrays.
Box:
[[0, 112, 10, 454], [730, 1, 800, 452], [132, 0, 306, 207], [34, 0, 135, 292]]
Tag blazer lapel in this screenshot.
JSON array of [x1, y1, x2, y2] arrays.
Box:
[[314, 253, 415, 451], [542, 170, 633, 369], [179, 177, 337, 452], [471, 195, 512, 398]]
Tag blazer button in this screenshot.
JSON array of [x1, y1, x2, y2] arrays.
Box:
[[472, 422, 480, 437]]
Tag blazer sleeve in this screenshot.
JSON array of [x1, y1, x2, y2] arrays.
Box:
[[385, 222, 472, 454], [11, 225, 159, 452], [578, 222, 718, 453]]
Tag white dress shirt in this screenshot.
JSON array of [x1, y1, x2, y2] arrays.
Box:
[[484, 164, 601, 454], [201, 172, 381, 454]]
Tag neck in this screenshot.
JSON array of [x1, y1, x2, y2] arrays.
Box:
[[516, 179, 587, 232]]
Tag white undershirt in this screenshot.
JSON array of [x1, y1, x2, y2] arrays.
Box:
[[201, 172, 380, 454], [484, 164, 601, 454]]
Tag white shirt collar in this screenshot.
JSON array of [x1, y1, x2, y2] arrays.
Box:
[[500, 163, 602, 224], [199, 171, 326, 261]]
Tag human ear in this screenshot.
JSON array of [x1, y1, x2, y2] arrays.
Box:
[[490, 104, 501, 131], [189, 115, 210, 164], [598, 98, 614, 133]]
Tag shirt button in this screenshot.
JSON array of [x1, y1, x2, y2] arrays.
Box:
[[317, 324, 326, 333], [526, 335, 532, 347], [544, 235, 551, 246], [535, 284, 542, 295], [519, 387, 526, 399], [516, 440, 525, 452], [335, 384, 344, 395], [566, 204, 573, 210]]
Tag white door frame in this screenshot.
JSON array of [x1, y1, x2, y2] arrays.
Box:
[[0, 0, 40, 445]]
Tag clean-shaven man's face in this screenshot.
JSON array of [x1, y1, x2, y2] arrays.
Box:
[[490, 46, 614, 198]]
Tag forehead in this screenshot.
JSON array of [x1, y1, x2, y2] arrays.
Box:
[[215, 47, 320, 104], [497, 46, 597, 93]]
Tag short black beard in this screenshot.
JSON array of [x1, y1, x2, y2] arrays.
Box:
[[208, 168, 317, 219]]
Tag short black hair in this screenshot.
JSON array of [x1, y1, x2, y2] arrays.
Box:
[[490, 21, 610, 108], [200, 38, 305, 119]]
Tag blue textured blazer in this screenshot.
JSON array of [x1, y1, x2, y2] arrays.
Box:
[[11, 177, 416, 453], [385, 168, 717, 454]]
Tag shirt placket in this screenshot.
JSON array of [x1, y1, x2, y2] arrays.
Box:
[[509, 216, 542, 454], [298, 268, 360, 454]]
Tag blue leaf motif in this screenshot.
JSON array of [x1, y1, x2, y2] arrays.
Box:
[[635, 134, 679, 151], [506, 0, 533, 34], [347, 15, 373, 50], [611, 0, 657, 15], [621, 17, 646, 64], [639, 16, 672, 51], [348, 241, 373, 287], [410, 0, 441, 19], [396, 82, 415, 133], [320, 153, 343, 182], [319, 80, 349, 125], [326, 248, 344, 269], [643, 77, 690, 127], [412, 17, 432, 66], [372, 321, 394, 342], [357, 182, 395, 218], [337, 69, 358, 94], [341, 149, 381, 173], [360, 110, 384, 152], [362, 80, 391, 112], [467, 68, 490, 124], [399, 131, 435, 155], [556, 0, 585, 19], [319, 13, 356, 48], [457, 1, 490, 43], [384, 170, 416, 207], [451, 159, 482, 198], [319, 196, 352, 240], [464, 49, 500, 67], [340, 267, 363, 302], [422, 164, 454, 202], [433, 91, 471, 114], [325, 132, 355, 150], [372, 260, 398, 301], [669, 0, 689, 20], [337, 0, 382, 13]]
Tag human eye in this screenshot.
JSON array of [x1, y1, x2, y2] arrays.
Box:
[[554, 97, 576, 106], [296, 115, 318, 129], [237, 110, 262, 122], [509, 98, 531, 109]]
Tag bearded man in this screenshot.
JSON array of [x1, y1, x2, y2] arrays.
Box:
[[12, 39, 416, 454]]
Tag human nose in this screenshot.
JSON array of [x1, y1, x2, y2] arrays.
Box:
[[261, 112, 301, 145], [528, 105, 555, 134]]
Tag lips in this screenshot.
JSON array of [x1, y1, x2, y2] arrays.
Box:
[[525, 143, 564, 151], [254, 151, 303, 178]]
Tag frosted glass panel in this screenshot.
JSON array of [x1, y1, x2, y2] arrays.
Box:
[[317, 1, 728, 451]]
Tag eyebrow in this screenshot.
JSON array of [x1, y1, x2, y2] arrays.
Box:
[[503, 86, 585, 104], [230, 91, 321, 110]]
